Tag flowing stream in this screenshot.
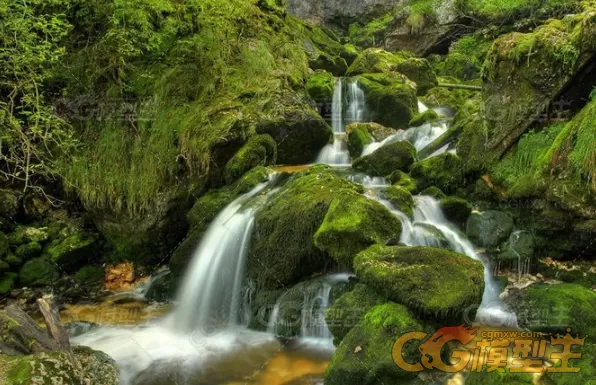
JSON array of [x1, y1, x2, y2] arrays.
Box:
[[316, 79, 366, 166], [362, 101, 454, 158]]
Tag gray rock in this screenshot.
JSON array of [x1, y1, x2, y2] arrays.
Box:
[[466, 210, 514, 249]]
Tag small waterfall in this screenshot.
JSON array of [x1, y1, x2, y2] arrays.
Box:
[[172, 182, 270, 333], [316, 79, 367, 166], [346, 173, 388, 188], [267, 274, 351, 341], [370, 192, 517, 328], [362, 101, 453, 158]]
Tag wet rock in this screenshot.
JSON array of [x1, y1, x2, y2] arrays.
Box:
[[19, 258, 60, 287], [354, 245, 484, 320], [325, 303, 422, 385], [306, 69, 336, 103], [388, 170, 418, 193], [410, 152, 464, 194], [314, 191, 402, 268], [466, 210, 514, 249], [346, 123, 374, 158], [223, 135, 277, 185], [357, 72, 418, 129], [382, 185, 414, 217], [353, 141, 417, 177], [440, 196, 472, 227]]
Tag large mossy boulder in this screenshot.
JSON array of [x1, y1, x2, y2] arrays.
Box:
[[506, 283, 596, 337], [466, 210, 514, 249], [248, 166, 362, 289], [256, 104, 333, 164], [19, 258, 60, 287], [223, 134, 277, 185], [440, 196, 472, 226], [44, 231, 98, 271], [347, 48, 437, 94], [324, 303, 422, 385], [479, 12, 596, 165], [357, 73, 418, 130], [409, 152, 464, 193], [325, 283, 385, 344], [314, 192, 402, 268], [345, 123, 374, 158], [306, 69, 336, 103], [353, 141, 417, 177], [354, 245, 485, 320], [388, 170, 418, 193]]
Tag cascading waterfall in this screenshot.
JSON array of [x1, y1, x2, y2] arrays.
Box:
[[316, 79, 367, 166], [73, 181, 282, 385], [362, 101, 455, 158], [172, 182, 270, 332], [267, 274, 351, 344], [370, 185, 517, 328]]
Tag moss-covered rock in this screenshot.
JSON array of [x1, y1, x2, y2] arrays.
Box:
[[14, 242, 42, 260], [354, 245, 485, 320], [19, 258, 60, 287], [256, 105, 333, 164], [497, 231, 535, 262], [420, 77, 477, 111], [345, 123, 374, 158], [347, 48, 437, 94], [357, 73, 418, 129], [383, 186, 414, 217], [8, 226, 50, 246], [324, 303, 422, 385], [306, 69, 336, 103], [420, 186, 446, 199], [325, 283, 385, 344], [506, 283, 596, 337], [73, 265, 105, 287], [0, 272, 17, 294], [388, 170, 418, 193], [409, 152, 464, 193], [314, 192, 402, 268], [465, 371, 535, 385], [4, 253, 23, 268], [361, 122, 396, 141], [481, 13, 596, 165], [44, 232, 97, 271], [440, 196, 472, 226], [248, 167, 362, 289], [543, 343, 595, 385], [353, 141, 417, 177], [409, 109, 439, 127], [223, 135, 277, 185], [466, 210, 514, 248], [536, 259, 595, 288]]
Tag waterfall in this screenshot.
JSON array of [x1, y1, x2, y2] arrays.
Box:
[[362, 101, 454, 158], [172, 182, 270, 332], [267, 274, 351, 341], [370, 189, 517, 328], [316, 79, 367, 166]]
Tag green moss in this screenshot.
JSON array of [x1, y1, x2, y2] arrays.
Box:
[[325, 303, 423, 385], [248, 167, 363, 289], [409, 109, 439, 127], [306, 70, 336, 103], [354, 245, 485, 320], [8, 226, 49, 245], [420, 78, 477, 111], [491, 123, 564, 199], [348, 12, 397, 48], [410, 153, 464, 193], [537, 259, 595, 288], [223, 135, 277, 185], [4, 253, 23, 268], [434, 34, 492, 81], [466, 210, 514, 248], [0, 232, 7, 257], [353, 141, 417, 177], [358, 73, 418, 130], [420, 186, 445, 199], [383, 186, 415, 217], [346, 123, 374, 158], [45, 233, 97, 271], [325, 284, 385, 344], [348, 48, 437, 94], [0, 273, 17, 294], [543, 343, 595, 385], [466, 371, 534, 385], [440, 196, 472, 225], [508, 283, 596, 337], [19, 258, 60, 287], [14, 242, 42, 260], [456, 0, 582, 23], [74, 266, 105, 286], [314, 192, 402, 268], [388, 170, 418, 193]]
